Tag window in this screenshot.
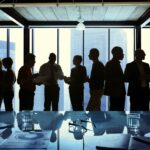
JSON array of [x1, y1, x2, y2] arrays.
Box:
[[142, 28, 150, 64], [32, 27, 134, 111], [110, 28, 134, 110], [84, 28, 108, 110], [0, 29, 7, 59], [32, 28, 57, 111], [59, 29, 83, 110], [9, 28, 23, 111]]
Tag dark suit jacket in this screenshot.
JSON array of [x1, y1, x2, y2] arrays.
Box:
[[124, 61, 150, 96], [104, 59, 125, 96]]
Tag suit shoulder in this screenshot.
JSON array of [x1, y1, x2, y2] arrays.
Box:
[[143, 62, 149, 66], [99, 61, 104, 67]]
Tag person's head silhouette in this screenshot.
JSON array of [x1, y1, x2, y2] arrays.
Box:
[[49, 53, 56, 65], [89, 48, 99, 62], [135, 49, 145, 62], [73, 55, 82, 67], [2, 57, 13, 69], [25, 53, 36, 68], [111, 46, 124, 60]]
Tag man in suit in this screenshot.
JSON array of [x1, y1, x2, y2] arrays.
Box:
[[104, 46, 126, 111], [17, 54, 36, 111], [39, 53, 64, 111], [124, 49, 150, 111], [86, 48, 104, 111]]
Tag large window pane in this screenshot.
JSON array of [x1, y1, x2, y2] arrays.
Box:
[[59, 29, 83, 110], [0, 29, 7, 110], [142, 28, 150, 64], [84, 28, 108, 111], [0, 29, 7, 59], [110, 28, 134, 111], [9, 28, 23, 112], [33, 28, 57, 111], [59, 29, 71, 110]]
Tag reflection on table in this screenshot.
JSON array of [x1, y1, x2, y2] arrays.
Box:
[[0, 111, 150, 149]]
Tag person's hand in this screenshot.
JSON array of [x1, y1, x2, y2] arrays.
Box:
[[64, 76, 71, 84], [33, 73, 39, 78]]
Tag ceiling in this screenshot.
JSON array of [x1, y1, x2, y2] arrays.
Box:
[[11, 5, 149, 22], [0, 1, 149, 27]]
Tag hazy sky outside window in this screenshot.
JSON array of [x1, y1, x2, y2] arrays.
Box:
[[9, 28, 23, 112], [33, 28, 57, 111], [142, 28, 150, 64], [0, 27, 139, 111], [31, 27, 135, 111], [110, 28, 134, 111], [84, 28, 108, 110], [0, 29, 7, 59], [59, 29, 71, 110]]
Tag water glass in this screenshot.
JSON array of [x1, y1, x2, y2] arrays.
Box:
[[127, 113, 140, 136], [21, 111, 33, 132]]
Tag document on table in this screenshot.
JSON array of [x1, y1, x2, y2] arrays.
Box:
[[96, 134, 150, 150]]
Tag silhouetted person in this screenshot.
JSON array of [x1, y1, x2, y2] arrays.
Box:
[[86, 48, 104, 111], [0, 59, 6, 110], [124, 49, 150, 111], [104, 47, 125, 111], [64, 55, 87, 111], [2, 57, 16, 111], [39, 53, 64, 111], [17, 54, 36, 111]]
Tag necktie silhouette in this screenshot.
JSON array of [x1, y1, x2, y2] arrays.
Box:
[[50, 64, 55, 84]]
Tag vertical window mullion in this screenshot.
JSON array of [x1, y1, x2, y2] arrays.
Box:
[[32, 28, 34, 54], [7, 28, 10, 57], [83, 30, 85, 66], [57, 28, 59, 65], [108, 28, 110, 61]]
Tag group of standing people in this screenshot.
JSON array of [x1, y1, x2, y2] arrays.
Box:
[[0, 47, 149, 111]]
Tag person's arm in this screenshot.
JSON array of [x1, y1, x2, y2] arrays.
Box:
[[17, 68, 24, 85], [146, 64, 150, 82], [124, 64, 130, 82], [58, 65, 64, 80]]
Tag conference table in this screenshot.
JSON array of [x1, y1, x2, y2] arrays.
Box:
[[0, 111, 150, 150]]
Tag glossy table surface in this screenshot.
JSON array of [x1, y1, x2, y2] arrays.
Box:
[[0, 111, 150, 150]]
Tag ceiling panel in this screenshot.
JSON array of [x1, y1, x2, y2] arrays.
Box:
[[104, 6, 122, 21], [37, 7, 57, 21], [65, 6, 79, 21], [15, 7, 35, 21], [92, 6, 108, 21], [52, 6, 68, 20], [0, 10, 11, 21], [80, 6, 94, 21], [13, 5, 149, 22], [129, 6, 149, 21], [115, 5, 137, 21], [25, 7, 46, 21]]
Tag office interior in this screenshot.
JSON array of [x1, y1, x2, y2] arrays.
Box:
[[0, 111, 150, 149], [0, 0, 149, 111]]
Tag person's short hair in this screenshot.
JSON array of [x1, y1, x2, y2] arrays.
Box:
[[90, 48, 99, 57], [135, 49, 145, 56], [25, 53, 35, 63], [49, 53, 56, 60], [111, 46, 123, 55], [74, 55, 82, 63], [2, 57, 13, 67]]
